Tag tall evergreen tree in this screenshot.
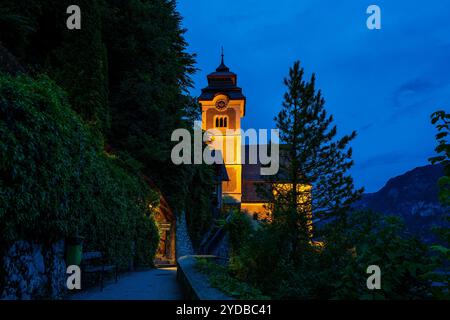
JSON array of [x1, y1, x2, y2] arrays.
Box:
[[0, 0, 110, 134], [0, 0, 41, 58], [268, 61, 363, 259], [50, 0, 110, 134], [103, 0, 199, 211]]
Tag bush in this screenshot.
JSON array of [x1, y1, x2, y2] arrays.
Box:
[[226, 209, 434, 299], [196, 257, 269, 300], [226, 210, 254, 254], [228, 222, 293, 297], [320, 211, 434, 299], [0, 73, 159, 269], [135, 213, 160, 267]]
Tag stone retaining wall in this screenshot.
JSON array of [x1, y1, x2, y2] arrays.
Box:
[[176, 211, 194, 258], [177, 255, 233, 300], [1, 240, 66, 300]]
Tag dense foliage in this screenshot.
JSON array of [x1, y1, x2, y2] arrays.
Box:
[[227, 209, 433, 299], [0, 0, 212, 217], [0, 74, 159, 268], [0, 0, 215, 265], [0, 0, 109, 133], [185, 163, 215, 247], [195, 257, 269, 300]]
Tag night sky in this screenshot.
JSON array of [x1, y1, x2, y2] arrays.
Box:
[[177, 0, 450, 192]]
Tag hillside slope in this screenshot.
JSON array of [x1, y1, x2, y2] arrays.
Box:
[[355, 164, 448, 242]]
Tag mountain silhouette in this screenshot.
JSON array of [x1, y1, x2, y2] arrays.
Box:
[[354, 164, 448, 242]]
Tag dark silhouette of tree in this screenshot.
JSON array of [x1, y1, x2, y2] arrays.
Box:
[[265, 60, 363, 262], [429, 110, 450, 298]]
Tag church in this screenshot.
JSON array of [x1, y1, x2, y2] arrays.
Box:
[[158, 54, 314, 262], [198, 54, 278, 221]]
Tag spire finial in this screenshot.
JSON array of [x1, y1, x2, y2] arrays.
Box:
[[216, 46, 229, 72]]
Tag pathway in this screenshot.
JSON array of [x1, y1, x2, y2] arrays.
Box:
[[69, 267, 183, 300]]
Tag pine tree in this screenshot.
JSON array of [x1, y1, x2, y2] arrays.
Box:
[[50, 0, 110, 134], [270, 61, 363, 259], [0, 0, 40, 58], [103, 0, 207, 212]]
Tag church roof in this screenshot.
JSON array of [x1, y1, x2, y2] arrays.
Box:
[[241, 144, 291, 203], [198, 52, 246, 112], [214, 53, 231, 73]]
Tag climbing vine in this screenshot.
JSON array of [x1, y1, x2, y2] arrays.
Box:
[[0, 73, 159, 269]]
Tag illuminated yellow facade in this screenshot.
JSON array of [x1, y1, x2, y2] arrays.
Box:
[[198, 52, 246, 204], [199, 94, 245, 203]]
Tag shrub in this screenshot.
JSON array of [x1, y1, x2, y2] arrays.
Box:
[[196, 257, 269, 300], [226, 209, 434, 299], [225, 210, 254, 255], [322, 211, 434, 299], [0, 73, 159, 269], [228, 222, 293, 296]]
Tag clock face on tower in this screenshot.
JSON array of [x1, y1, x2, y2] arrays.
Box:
[[215, 99, 228, 111]]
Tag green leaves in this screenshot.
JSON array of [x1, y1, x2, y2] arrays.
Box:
[[196, 257, 270, 300], [0, 73, 159, 268], [428, 110, 450, 298], [429, 110, 450, 169], [326, 210, 435, 300], [226, 210, 253, 254], [431, 245, 450, 256]]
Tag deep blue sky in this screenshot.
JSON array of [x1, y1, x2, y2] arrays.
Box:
[[177, 0, 450, 192]]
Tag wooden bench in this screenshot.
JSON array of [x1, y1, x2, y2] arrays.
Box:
[[81, 252, 118, 291]]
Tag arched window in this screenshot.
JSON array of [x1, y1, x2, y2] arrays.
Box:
[[214, 116, 229, 128]]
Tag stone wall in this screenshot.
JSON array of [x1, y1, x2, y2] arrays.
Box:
[[176, 210, 195, 258], [1, 240, 66, 300], [177, 255, 233, 300]]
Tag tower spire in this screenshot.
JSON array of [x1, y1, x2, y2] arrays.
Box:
[[216, 46, 229, 72]]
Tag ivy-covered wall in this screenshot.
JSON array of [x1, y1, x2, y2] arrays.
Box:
[[0, 73, 159, 298]]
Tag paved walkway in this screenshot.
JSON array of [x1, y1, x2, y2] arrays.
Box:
[[69, 267, 183, 300]]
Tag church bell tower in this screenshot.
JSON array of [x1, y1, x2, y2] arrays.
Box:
[[198, 52, 246, 204]]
